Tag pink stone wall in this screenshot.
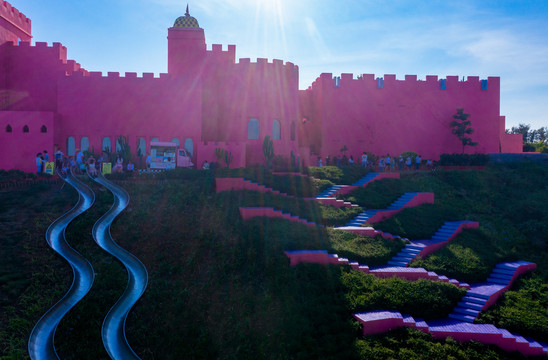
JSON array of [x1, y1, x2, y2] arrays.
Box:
[[0, 1, 31, 45], [0, 111, 54, 172], [56, 72, 202, 158], [301, 74, 516, 161], [0, 1, 523, 173]]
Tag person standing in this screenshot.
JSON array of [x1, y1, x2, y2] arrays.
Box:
[[416, 155, 421, 170], [36, 153, 43, 174], [406, 156, 412, 170], [361, 152, 368, 167], [54, 147, 63, 170], [146, 153, 152, 171], [42, 150, 49, 173]]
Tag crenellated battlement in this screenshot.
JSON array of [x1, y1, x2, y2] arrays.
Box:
[[7, 40, 65, 51], [66, 71, 171, 80], [311, 72, 498, 91], [1, 0, 31, 36], [207, 44, 236, 58], [236, 57, 298, 74]]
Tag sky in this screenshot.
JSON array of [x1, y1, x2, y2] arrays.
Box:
[[9, 0, 548, 130]]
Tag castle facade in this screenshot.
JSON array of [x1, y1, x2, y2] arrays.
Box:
[[0, 1, 522, 173]]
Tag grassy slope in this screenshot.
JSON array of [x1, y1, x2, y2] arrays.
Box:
[[1, 163, 547, 359]]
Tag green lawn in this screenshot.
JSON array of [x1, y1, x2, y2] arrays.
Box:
[[1, 163, 547, 359]]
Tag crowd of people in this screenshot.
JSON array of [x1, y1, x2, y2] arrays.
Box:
[[36, 146, 139, 178], [316, 152, 434, 171]]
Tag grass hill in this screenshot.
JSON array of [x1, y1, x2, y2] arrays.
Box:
[[0, 162, 547, 359]]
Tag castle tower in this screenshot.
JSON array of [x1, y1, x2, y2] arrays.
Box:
[[167, 5, 206, 77]]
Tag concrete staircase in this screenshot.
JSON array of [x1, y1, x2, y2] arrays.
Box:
[[315, 172, 400, 198], [216, 178, 291, 197], [353, 311, 547, 357], [343, 192, 434, 226], [239, 207, 321, 228], [448, 261, 537, 323], [284, 251, 470, 289]]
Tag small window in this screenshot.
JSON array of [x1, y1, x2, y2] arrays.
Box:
[[5, 125, 12, 133], [41, 125, 47, 133], [290, 121, 296, 141], [23, 125, 29, 133], [184, 138, 194, 156], [376, 77, 383, 89], [102, 137, 111, 152], [66, 136, 75, 156], [440, 79, 447, 90], [248, 118, 259, 140], [481, 79, 488, 91], [81, 137, 89, 151], [151, 137, 159, 143], [272, 120, 281, 140], [137, 138, 146, 156], [171, 138, 180, 146]]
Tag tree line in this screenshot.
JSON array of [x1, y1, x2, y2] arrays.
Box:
[[506, 124, 548, 152]]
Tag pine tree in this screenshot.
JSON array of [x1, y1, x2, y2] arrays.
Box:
[[450, 108, 478, 154]]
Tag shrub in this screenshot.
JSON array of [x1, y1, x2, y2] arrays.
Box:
[[341, 271, 466, 319], [308, 166, 344, 183]]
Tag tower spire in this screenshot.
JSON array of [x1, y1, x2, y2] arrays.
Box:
[[186, 4, 190, 16]]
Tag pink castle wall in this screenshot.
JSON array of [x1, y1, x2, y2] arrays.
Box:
[[0, 111, 54, 172], [0, 1, 522, 173], [300, 73, 508, 161], [0, 0, 31, 45]]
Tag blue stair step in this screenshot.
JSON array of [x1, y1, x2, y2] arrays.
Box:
[[489, 272, 513, 280], [405, 245, 424, 251], [452, 307, 480, 317], [392, 256, 413, 263], [448, 313, 475, 323], [387, 260, 408, 266], [458, 301, 483, 311], [487, 278, 511, 285], [395, 253, 416, 259], [466, 291, 491, 300], [462, 296, 487, 305], [492, 268, 516, 276]]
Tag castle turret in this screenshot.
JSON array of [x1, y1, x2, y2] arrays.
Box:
[[167, 5, 205, 77]]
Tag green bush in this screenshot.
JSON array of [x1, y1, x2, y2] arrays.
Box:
[[476, 273, 548, 342], [342, 271, 466, 319], [308, 166, 344, 183], [355, 327, 523, 360], [328, 229, 405, 266], [307, 165, 372, 185]]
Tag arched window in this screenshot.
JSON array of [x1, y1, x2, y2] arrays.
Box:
[[290, 121, 296, 141], [184, 138, 194, 156], [66, 137, 75, 156], [5, 124, 12, 133], [116, 137, 122, 152], [81, 137, 89, 152], [102, 137, 111, 152], [23, 125, 29, 133], [171, 138, 180, 146], [41, 125, 47, 133], [151, 137, 159, 143], [137, 138, 146, 156], [272, 120, 281, 140], [248, 118, 259, 140]]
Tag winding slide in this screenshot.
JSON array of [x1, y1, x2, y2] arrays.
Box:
[[28, 172, 95, 360], [90, 172, 148, 360]]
